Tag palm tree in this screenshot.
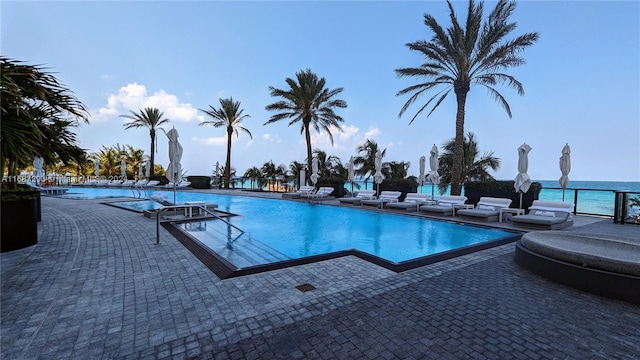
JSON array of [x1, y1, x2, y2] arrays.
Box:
[[437, 132, 500, 194], [264, 68, 347, 182], [353, 139, 386, 187], [243, 166, 262, 190], [260, 160, 286, 191], [312, 149, 343, 178], [199, 97, 252, 189], [120, 107, 170, 176], [382, 161, 411, 180], [288, 161, 306, 188], [1, 57, 89, 179], [395, 0, 538, 195]]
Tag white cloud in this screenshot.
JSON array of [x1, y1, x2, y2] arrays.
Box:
[[100, 74, 114, 81], [93, 83, 204, 124], [262, 133, 282, 144], [364, 127, 381, 139], [191, 135, 226, 146]]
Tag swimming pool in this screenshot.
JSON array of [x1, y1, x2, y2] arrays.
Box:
[[57, 187, 520, 276]]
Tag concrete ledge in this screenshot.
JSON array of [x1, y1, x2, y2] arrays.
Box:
[[514, 232, 640, 304]]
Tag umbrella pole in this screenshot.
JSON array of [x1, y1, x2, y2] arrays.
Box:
[[562, 188, 565, 202], [431, 182, 434, 200], [519, 191, 523, 209]]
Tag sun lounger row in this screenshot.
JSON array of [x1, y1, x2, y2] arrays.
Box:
[[340, 191, 575, 229]]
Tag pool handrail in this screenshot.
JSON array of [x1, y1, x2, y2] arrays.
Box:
[[155, 204, 245, 245]]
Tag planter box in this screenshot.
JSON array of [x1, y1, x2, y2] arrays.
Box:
[[1, 196, 38, 252], [464, 188, 540, 209], [187, 176, 212, 189]]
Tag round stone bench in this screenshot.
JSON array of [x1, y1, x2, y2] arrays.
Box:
[[514, 231, 640, 304]]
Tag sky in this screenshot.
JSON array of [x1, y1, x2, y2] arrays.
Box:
[[3, 1, 639, 182]]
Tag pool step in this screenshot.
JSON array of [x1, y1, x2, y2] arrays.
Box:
[[179, 220, 290, 268]]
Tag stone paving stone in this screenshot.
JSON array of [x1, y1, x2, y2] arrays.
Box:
[[1, 195, 639, 359]]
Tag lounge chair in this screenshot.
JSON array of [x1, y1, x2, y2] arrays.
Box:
[[133, 180, 148, 188], [121, 179, 136, 187], [361, 191, 402, 208], [95, 179, 110, 187], [511, 200, 574, 230], [176, 181, 191, 188], [386, 193, 433, 211], [301, 187, 335, 202], [456, 197, 513, 222], [339, 190, 377, 205], [282, 185, 316, 199], [108, 179, 123, 187], [144, 180, 160, 187], [419, 195, 468, 216]]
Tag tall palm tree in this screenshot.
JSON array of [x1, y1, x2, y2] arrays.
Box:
[[353, 139, 386, 187], [264, 68, 347, 182], [395, 0, 538, 195], [199, 97, 252, 189], [120, 107, 170, 176], [437, 132, 500, 194]]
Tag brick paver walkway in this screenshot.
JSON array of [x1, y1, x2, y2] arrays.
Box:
[[1, 195, 639, 359]]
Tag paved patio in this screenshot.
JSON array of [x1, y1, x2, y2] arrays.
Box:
[[1, 193, 639, 359]]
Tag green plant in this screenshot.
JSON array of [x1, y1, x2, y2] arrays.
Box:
[[0, 183, 39, 201]]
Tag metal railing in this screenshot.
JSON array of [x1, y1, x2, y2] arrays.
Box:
[[155, 204, 246, 244]]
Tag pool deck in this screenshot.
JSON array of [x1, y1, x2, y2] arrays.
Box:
[[1, 190, 639, 359]]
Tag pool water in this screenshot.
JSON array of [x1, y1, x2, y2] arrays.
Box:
[[58, 188, 517, 271]]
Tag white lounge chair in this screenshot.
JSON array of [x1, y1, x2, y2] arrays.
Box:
[[361, 191, 402, 208], [133, 180, 148, 188], [108, 179, 123, 187], [339, 190, 377, 205], [121, 180, 136, 187], [144, 180, 160, 187], [282, 185, 316, 199], [456, 197, 513, 222], [386, 193, 433, 211], [95, 179, 110, 187], [511, 200, 575, 230], [176, 181, 191, 188], [419, 195, 468, 216], [301, 187, 335, 202]]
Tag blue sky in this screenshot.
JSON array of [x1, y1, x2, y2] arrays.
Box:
[[3, 1, 639, 182]]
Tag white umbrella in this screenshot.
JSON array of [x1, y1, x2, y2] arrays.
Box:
[[138, 162, 144, 180], [374, 150, 383, 195], [310, 157, 319, 185], [33, 157, 44, 185], [94, 160, 100, 177], [215, 161, 220, 186], [427, 144, 439, 199], [166, 127, 183, 205], [145, 160, 151, 179], [514, 143, 532, 208], [559, 143, 571, 201], [120, 159, 127, 179], [348, 156, 355, 193], [418, 155, 426, 188]]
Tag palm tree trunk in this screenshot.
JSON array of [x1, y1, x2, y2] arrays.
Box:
[[451, 86, 469, 195], [304, 120, 312, 184], [149, 129, 155, 176], [225, 128, 232, 189]]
